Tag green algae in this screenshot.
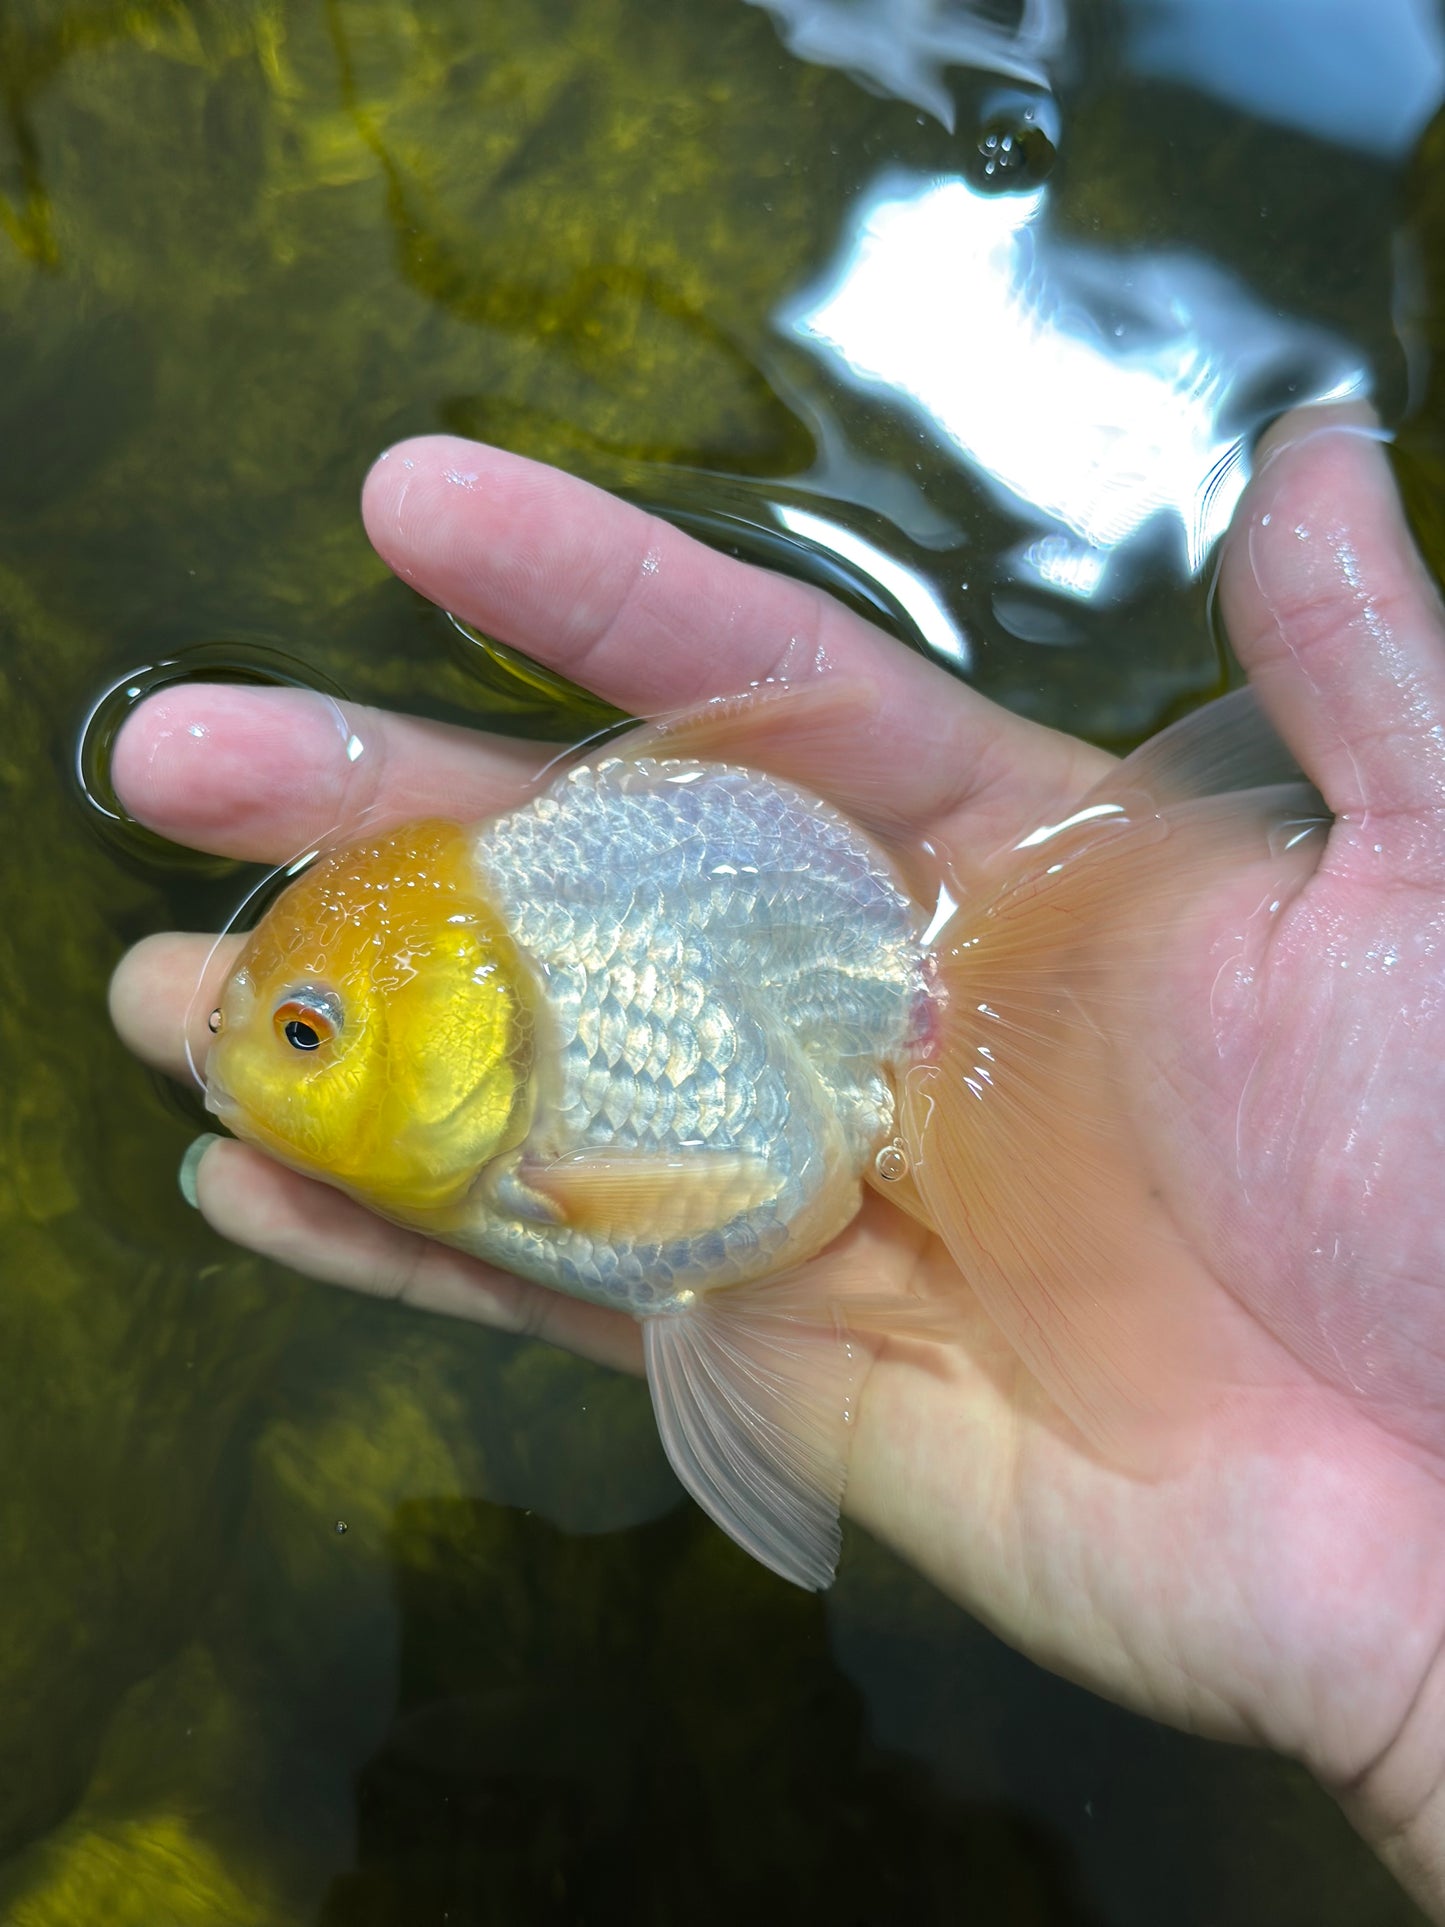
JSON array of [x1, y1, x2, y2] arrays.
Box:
[[0, 1649, 298, 1927], [7, 1814, 283, 1927], [0, 556, 303, 1859], [0, 1, 1439, 1921]]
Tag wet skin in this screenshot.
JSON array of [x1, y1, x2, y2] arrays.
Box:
[[109, 406, 1445, 1918]]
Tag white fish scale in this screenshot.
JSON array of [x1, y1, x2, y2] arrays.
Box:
[[464, 754, 925, 1313]]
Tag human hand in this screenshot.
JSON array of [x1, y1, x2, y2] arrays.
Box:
[[109, 411, 1445, 1918]]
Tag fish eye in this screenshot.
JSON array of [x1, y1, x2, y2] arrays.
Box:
[[273, 988, 343, 1053]]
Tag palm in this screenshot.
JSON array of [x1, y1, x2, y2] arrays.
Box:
[[814, 758, 1445, 1777], [852, 923, 1445, 1760], [112, 410, 1445, 1847]]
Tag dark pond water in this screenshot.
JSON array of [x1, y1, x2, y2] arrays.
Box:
[[2, 0, 1443, 1919]]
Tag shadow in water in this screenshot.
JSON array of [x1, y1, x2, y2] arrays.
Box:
[[317, 1498, 1104, 1926]]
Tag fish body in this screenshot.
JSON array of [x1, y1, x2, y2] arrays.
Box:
[[461, 754, 925, 1310], [205, 684, 1326, 1588]]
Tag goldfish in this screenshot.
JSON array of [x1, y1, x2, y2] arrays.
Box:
[[203, 678, 1324, 1588]]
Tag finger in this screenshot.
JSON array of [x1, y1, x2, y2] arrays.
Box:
[[1220, 403, 1445, 875], [362, 436, 1096, 831], [110, 932, 241, 1082], [183, 1136, 644, 1374], [111, 683, 545, 863]]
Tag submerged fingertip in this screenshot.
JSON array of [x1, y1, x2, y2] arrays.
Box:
[[106, 942, 139, 1028], [108, 931, 182, 1040]]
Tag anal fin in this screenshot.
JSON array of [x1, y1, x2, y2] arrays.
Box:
[[643, 1269, 860, 1590]]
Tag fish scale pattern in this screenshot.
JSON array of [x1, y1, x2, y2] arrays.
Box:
[[463, 754, 925, 1312]]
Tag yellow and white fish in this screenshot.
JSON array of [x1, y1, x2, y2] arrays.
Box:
[[204, 681, 1322, 1587]]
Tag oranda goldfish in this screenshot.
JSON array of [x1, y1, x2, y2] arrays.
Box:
[[204, 680, 1322, 1587]]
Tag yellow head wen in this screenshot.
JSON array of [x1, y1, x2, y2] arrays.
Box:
[[206, 821, 536, 1220]]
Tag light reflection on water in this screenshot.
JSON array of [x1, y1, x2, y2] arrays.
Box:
[[747, 0, 1445, 154], [1129, 0, 1445, 158], [711, 0, 1431, 728], [743, 0, 1066, 123], [784, 166, 1364, 634], [773, 499, 971, 664]]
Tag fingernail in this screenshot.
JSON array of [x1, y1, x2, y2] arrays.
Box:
[[179, 1134, 220, 1208]]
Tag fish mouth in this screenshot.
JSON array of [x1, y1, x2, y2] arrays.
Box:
[[203, 1074, 238, 1124]]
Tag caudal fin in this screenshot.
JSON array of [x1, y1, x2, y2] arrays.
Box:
[[903, 692, 1327, 1463]]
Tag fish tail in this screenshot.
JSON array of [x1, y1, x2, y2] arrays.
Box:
[[902, 697, 1328, 1464]]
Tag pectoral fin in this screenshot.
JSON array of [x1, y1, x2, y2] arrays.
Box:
[[643, 1268, 860, 1590], [523, 1147, 777, 1243]]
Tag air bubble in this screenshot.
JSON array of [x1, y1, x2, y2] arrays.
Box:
[[874, 1140, 910, 1183], [968, 115, 1056, 192]]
